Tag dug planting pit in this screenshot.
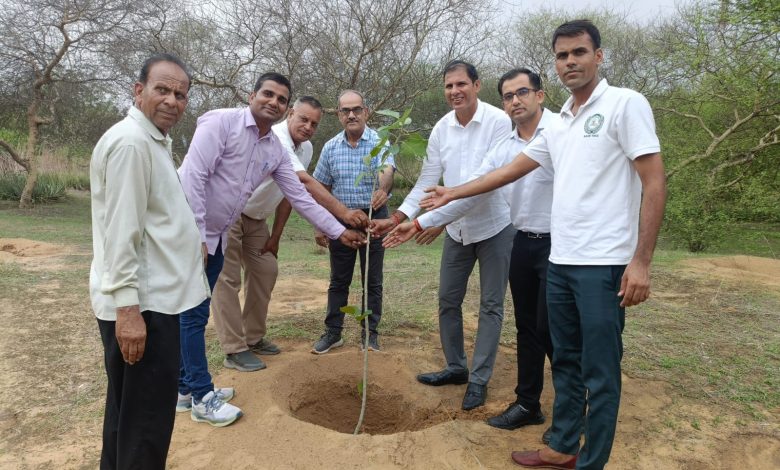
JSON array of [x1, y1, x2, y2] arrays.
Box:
[[274, 352, 459, 435]]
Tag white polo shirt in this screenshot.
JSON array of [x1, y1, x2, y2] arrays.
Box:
[[524, 79, 661, 265], [241, 121, 312, 220], [418, 108, 558, 234], [399, 100, 512, 245]]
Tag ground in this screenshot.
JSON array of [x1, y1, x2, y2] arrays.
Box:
[[0, 209, 779, 469]]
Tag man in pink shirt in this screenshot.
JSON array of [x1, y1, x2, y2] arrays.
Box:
[[177, 73, 365, 427]]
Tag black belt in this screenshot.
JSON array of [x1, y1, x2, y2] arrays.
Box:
[[519, 230, 550, 239]]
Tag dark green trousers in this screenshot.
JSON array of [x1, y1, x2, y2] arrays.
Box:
[[546, 263, 626, 470]]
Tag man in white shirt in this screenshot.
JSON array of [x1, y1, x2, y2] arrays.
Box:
[[407, 21, 666, 470], [385, 68, 560, 434], [373, 60, 514, 411], [89, 54, 209, 469], [210, 96, 368, 372]]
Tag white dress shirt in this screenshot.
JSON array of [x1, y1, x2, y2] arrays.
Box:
[[398, 100, 512, 245], [89, 106, 210, 321], [241, 121, 312, 220], [418, 109, 558, 234]]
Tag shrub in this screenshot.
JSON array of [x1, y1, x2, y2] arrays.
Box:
[[664, 180, 730, 253], [0, 173, 67, 203]]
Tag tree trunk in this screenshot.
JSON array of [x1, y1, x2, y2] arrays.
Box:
[[19, 98, 41, 209]]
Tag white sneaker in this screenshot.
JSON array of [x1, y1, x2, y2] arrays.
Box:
[[176, 387, 235, 413], [191, 390, 243, 427]]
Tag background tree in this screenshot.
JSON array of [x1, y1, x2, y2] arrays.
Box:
[[0, 0, 138, 208]]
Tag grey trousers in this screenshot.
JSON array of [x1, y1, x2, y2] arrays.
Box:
[[438, 224, 514, 385]]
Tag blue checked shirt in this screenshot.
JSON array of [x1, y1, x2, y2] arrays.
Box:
[[313, 127, 395, 209]]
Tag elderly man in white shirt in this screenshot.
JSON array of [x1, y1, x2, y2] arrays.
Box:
[[90, 54, 209, 469], [210, 96, 368, 372], [373, 60, 513, 411]]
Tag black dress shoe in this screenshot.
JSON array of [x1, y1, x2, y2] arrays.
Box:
[[461, 382, 487, 410], [416, 369, 469, 386], [486, 402, 545, 430]]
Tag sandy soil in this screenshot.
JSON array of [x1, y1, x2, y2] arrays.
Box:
[[1, 242, 779, 469]]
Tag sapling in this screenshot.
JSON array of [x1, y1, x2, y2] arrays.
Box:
[[339, 108, 427, 435]]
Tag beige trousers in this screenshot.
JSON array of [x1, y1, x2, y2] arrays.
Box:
[[212, 214, 278, 355]]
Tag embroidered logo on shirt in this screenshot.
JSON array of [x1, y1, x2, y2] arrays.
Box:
[[584, 113, 604, 137]]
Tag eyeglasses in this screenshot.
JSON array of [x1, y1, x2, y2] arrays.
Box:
[[501, 87, 540, 102], [338, 106, 365, 116]]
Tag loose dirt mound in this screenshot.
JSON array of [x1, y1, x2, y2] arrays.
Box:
[[0, 238, 66, 259], [685, 255, 780, 289]]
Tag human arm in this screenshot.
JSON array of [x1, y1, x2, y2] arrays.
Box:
[[419, 153, 540, 211], [262, 198, 292, 258], [272, 155, 346, 240], [177, 112, 225, 246], [619, 153, 666, 307], [371, 162, 395, 210], [298, 171, 368, 228]]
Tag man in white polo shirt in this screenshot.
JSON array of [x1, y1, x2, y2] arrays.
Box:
[[407, 20, 667, 470], [210, 96, 368, 372]]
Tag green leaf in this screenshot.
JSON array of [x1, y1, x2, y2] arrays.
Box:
[[354, 172, 366, 186], [399, 133, 428, 159], [340, 305, 360, 316], [389, 144, 400, 156], [376, 109, 400, 119], [399, 107, 413, 124], [357, 380, 364, 395]]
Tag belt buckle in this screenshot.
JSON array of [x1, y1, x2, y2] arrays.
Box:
[[527, 232, 543, 239]]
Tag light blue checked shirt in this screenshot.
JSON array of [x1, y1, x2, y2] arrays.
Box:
[[313, 127, 395, 209]]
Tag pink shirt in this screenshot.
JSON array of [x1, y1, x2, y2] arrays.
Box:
[[179, 108, 344, 254]]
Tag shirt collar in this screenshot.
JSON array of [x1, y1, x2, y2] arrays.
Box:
[[273, 120, 301, 151], [243, 107, 279, 140], [337, 126, 371, 144], [510, 108, 556, 143], [560, 78, 609, 117], [446, 99, 486, 128], [128, 106, 170, 144]]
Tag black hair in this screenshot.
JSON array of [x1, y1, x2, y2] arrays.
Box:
[[138, 53, 192, 89], [497, 68, 542, 95], [552, 19, 601, 50], [253, 72, 292, 96], [442, 60, 479, 82]]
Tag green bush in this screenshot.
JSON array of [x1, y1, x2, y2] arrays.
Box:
[[61, 172, 90, 190], [664, 180, 730, 253], [0, 173, 67, 203]]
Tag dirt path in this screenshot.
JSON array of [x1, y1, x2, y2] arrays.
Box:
[[1, 241, 778, 469]]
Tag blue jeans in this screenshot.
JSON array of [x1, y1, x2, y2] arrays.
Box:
[[179, 240, 224, 401], [546, 263, 626, 470]]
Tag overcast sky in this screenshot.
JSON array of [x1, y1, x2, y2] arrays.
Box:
[[498, 0, 695, 23]]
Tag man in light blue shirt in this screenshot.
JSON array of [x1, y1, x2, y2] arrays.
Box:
[[311, 90, 395, 353]]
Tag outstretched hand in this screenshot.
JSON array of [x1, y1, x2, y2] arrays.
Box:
[[415, 225, 444, 245], [419, 186, 453, 211], [382, 222, 419, 248]]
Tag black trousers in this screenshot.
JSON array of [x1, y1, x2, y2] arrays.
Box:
[[508, 230, 553, 410], [98, 311, 180, 470], [325, 206, 387, 334]]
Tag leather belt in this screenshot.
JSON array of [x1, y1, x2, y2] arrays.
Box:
[[520, 230, 550, 239]]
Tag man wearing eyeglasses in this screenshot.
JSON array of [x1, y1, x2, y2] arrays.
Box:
[[310, 90, 395, 354], [372, 60, 514, 411], [381, 68, 560, 433]]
